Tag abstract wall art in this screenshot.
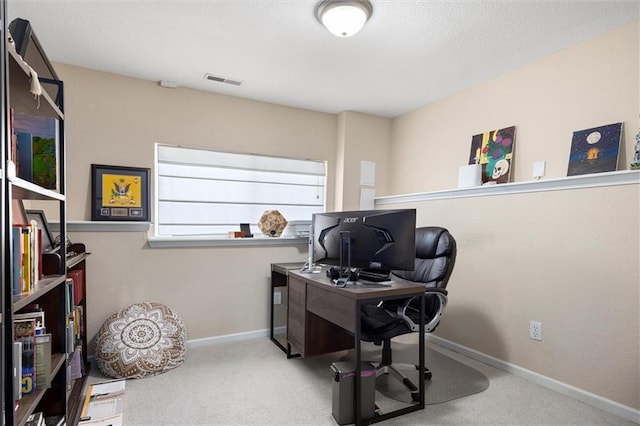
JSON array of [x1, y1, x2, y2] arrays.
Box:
[[468, 126, 516, 184]]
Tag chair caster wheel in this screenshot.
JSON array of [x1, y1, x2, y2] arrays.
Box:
[[415, 365, 433, 380]]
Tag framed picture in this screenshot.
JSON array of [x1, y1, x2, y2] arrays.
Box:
[[91, 164, 150, 222], [25, 209, 56, 253]]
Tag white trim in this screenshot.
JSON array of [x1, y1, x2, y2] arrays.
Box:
[[50, 221, 151, 232], [86, 329, 270, 364], [148, 235, 308, 248], [375, 170, 640, 205], [425, 334, 640, 424]]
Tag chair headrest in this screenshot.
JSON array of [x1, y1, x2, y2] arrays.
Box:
[[416, 227, 454, 259], [392, 226, 457, 288]]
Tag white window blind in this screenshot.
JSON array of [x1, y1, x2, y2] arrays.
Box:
[[155, 144, 326, 237]]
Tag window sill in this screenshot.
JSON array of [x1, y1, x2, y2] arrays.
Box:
[[50, 221, 309, 248], [147, 235, 309, 248]]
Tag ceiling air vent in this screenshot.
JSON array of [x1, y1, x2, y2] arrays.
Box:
[[204, 73, 242, 86]]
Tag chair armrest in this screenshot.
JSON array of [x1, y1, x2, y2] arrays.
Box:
[[422, 288, 448, 332], [384, 288, 448, 333]]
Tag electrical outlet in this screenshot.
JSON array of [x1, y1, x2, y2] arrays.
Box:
[[274, 291, 282, 305], [530, 320, 542, 341]]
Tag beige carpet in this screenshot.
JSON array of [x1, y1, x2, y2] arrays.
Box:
[[84, 337, 635, 425]]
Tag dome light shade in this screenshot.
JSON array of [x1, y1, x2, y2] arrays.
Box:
[[316, 0, 372, 37]]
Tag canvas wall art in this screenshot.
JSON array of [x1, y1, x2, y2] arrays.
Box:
[[567, 122, 622, 176], [468, 126, 516, 184], [13, 113, 58, 189]]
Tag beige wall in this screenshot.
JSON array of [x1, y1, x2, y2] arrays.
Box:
[[334, 112, 392, 210], [51, 64, 346, 347], [59, 66, 339, 218], [390, 21, 639, 194], [385, 21, 639, 409]]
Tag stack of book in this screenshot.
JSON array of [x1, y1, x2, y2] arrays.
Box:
[[13, 307, 51, 406], [79, 380, 126, 426], [11, 221, 43, 295]]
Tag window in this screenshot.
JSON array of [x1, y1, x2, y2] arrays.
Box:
[[155, 144, 326, 238]]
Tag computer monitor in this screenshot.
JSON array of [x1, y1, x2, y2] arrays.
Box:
[[310, 209, 416, 276]]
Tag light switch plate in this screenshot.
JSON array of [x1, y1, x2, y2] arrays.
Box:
[[533, 161, 546, 178]]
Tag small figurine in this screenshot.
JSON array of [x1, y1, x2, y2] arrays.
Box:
[[631, 129, 640, 170]]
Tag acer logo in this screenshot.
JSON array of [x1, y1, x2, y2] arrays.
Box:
[[343, 217, 358, 223]]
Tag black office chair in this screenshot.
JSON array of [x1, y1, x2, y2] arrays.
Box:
[[360, 226, 457, 401]]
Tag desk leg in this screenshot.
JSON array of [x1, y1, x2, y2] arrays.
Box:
[[356, 294, 426, 425], [418, 294, 425, 408], [355, 300, 362, 426]]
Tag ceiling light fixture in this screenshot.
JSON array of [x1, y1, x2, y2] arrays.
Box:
[[315, 0, 372, 38]]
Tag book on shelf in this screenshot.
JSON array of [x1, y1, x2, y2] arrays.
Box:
[[12, 226, 23, 295], [14, 318, 37, 396], [12, 222, 43, 294], [35, 333, 52, 390], [68, 346, 83, 381], [35, 225, 42, 280], [21, 225, 31, 293], [65, 278, 74, 315], [66, 318, 75, 354], [72, 305, 84, 341], [67, 268, 84, 305], [13, 341, 22, 401]]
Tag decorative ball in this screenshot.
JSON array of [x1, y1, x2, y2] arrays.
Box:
[[95, 302, 187, 379], [257, 210, 288, 237]]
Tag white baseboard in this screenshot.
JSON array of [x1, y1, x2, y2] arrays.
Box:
[[86, 329, 271, 364], [425, 334, 640, 424], [187, 328, 269, 348]]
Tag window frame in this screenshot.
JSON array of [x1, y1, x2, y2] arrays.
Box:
[[151, 143, 326, 247]]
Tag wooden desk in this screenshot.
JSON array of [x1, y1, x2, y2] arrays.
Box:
[[281, 266, 427, 425]]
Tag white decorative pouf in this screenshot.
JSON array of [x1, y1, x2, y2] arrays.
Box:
[[95, 302, 187, 379]]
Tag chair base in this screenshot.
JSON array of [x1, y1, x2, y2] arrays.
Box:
[[376, 364, 420, 402], [373, 338, 433, 403]]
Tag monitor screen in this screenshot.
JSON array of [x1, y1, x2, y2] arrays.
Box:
[[310, 209, 416, 273]]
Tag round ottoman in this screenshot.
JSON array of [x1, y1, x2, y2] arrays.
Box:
[[95, 302, 187, 379]]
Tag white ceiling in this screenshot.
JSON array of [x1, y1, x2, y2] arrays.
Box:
[[6, 1, 639, 118]]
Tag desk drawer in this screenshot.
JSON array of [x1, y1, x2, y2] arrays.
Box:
[[307, 284, 355, 333]]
